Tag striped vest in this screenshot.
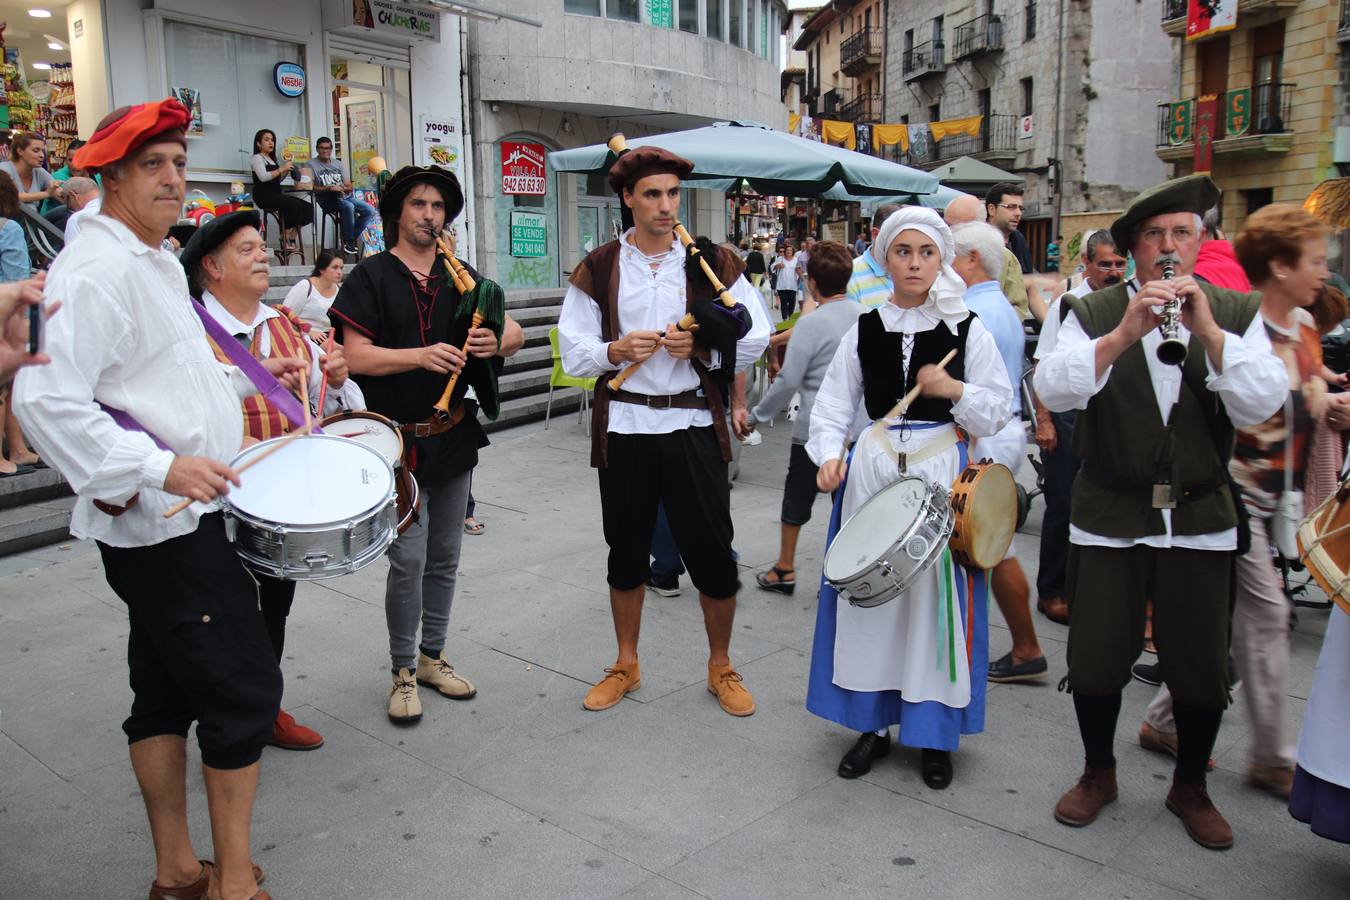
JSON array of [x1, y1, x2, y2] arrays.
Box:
[[207, 305, 314, 442]]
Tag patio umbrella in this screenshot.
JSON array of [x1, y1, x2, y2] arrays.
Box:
[[821, 182, 972, 212], [548, 121, 939, 198]]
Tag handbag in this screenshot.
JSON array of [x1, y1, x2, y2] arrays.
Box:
[[1269, 393, 1303, 560]]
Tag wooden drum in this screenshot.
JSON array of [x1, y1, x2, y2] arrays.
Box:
[[1298, 482, 1350, 615]]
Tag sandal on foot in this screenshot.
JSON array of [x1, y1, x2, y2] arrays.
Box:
[[755, 565, 796, 595], [463, 518, 485, 535]]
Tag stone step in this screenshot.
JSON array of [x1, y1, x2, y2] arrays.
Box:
[[483, 391, 582, 434], [501, 344, 552, 373], [505, 289, 565, 310], [511, 303, 561, 329], [497, 367, 554, 401], [521, 323, 553, 349], [0, 466, 72, 512], [0, 495, 75, 556]]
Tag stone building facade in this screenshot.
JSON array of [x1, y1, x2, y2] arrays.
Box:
[[883, 0, 1171, 267]]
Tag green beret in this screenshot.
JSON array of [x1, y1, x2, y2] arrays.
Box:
[[1110, 174, 1220, 253]]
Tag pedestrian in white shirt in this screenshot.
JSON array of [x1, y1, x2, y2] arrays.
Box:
[[60, 175, 100, 245], [558, 144, 770, 718], [283, 249, 344, 340], [12, 98, 305, 900], [1033, 175, 1286, 851]]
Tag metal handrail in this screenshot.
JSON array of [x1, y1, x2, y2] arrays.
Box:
[[902, 39, 946, 76], [19, 206, 63, 269], [1162, 0, 1186, 21], [953, 14, 1004, 58], [1153, 82, 1296, 148], [840, 26, 883, 70]]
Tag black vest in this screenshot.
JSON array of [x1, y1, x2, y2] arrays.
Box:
[[856, 308, 972, 421]]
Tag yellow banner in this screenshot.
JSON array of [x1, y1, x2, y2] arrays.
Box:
[[820, 119, 856, 151], [871, 123, 910, 153], [928, 114, 983, 142], [788, 112, 801, 135]]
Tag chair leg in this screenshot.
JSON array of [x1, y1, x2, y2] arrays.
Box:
[[545, 384, 554, 429]]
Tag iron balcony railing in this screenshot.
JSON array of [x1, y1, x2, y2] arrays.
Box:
[[1162, 0, 1186, 22], [937, 113, 1019, 158], [1340, 0, 1350, 34], [822, 87, 848, 117], [840, 92, 883, 123], [840, 26, 883, 74], [902, 40, 946, 78], [952, 14, 1004, 59], [1154, 82, 1295, 148]]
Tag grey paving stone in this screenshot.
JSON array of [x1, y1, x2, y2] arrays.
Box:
[[661, 776, 1102, 900], [0, 730, 59, 800], [456, 701, 833, 872], [1069, 867, 1205, 900], [617, 875, 711, 899]]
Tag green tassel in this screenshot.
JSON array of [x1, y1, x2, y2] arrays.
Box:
[[455, 277, 507, 420], [944, 554, 957, 684]]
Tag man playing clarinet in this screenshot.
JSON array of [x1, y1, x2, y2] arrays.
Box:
[[329, 165, 523, 724], [557, 144, 770, 716]]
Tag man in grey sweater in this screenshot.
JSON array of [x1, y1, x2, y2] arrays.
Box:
[[309, 136, 377, 254], [734, 241, 864, 594]]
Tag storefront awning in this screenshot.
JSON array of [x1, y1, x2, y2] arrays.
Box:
[[548, 121, 940, 199]]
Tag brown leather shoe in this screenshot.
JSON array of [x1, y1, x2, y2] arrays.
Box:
[[583, 662, 640, 711], [1139, 723, 1215, 770], [1054, 767, 1118, 827], [1166, 779, 1233, 849], [149, 861, 265, 900], [1247, 763, 1294, 798], [707, 662, 756, 716], [1037, 596, 1069, 625]]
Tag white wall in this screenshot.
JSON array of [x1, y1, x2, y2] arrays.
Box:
[[66, 0, 110, 137], [104, 0, 151, 111], [410, 14, 472, 262]]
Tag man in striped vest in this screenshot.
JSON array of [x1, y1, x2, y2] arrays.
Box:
[[182, 209, 364, 751]]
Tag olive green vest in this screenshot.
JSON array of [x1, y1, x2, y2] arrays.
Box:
[[1064, 282, 1261, 539]]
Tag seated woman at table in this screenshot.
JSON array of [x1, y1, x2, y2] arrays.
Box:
[[285, 250, 343, 341], [250, 128, 313, 251]]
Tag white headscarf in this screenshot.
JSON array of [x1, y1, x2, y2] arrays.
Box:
[[871, 206, 969, 333]]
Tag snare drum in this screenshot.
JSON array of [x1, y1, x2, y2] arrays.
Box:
[[223, 434, 397, 580], [823, 475, 954, 608], [321, 410, 420, 533], [1299, 482, 1350, 615], [948, 461, 1017, 569]]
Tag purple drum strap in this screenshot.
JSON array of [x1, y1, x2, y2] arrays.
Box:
[[98, 402, 170, 451]]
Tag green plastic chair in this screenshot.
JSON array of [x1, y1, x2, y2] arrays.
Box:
[[546, 326, 598, 433]]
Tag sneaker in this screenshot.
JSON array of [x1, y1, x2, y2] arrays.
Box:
[[388, 668, 423, 723], [646, 572, 681, 597], [268, 708, 324, 750], [416, 650, 477, 699], [343, 241, 358, 255], [707, 662, 756, 716], [583, 662, 641, 710], [1132, 661, 1162, 686]]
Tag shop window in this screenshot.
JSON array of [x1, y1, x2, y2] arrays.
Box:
[[1022, 77, 1034, 117], [1244, 188, 1273, 216], [163, 21, 307, 174], [680, 0, 700, 33], [707, 0, 725, 40], [565, 0, 601, 14], [731, 0, 742, 47], [607, 0, 640, 22]]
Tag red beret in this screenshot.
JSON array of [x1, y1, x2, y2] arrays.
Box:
[[607, 146, 694, 194], [73, 99, 191, 172]]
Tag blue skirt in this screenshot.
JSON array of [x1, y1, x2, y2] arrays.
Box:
[[806, 440, 989, 751]]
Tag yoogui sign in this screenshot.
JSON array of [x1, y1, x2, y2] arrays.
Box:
[[501, 141, 547, 196]]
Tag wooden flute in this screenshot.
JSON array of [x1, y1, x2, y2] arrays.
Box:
[[433, 232, 482, 418]]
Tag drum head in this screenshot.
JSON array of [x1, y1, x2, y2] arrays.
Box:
[[321, 412, 403, 465], [825, 477, 929, 581], [966, 463, 1017, 568], [229, 435, 394, 526]]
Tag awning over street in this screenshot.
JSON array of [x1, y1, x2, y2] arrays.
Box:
[[929, 155, 1024, 190], [548, 121, 940, 198]]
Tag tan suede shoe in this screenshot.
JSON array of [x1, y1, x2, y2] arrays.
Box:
[[707, 663, 756, 716], [583, 662, 641, 710], [416, 650, 477, 699], [388, 668, 423, 723], [1247, 763, 1294, 798]]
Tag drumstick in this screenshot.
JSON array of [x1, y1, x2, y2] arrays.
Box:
[[162, 419, 316, 519], [315, 332, 334, 415], [299, 363, 312, 433]]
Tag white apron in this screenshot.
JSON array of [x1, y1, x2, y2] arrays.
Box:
[[1295, 606, 1350, 788], [833, 421, 971, 708]]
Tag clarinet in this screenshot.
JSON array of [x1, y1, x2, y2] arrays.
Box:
[[1156, 259, 1188, 366]]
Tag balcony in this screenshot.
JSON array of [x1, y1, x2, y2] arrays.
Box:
[[902, 114, 1020, 170], [821, 87, 848, 119], [902, 40, 946, 82], [1340, 0, 1350, 42], [840, 27, 883, 76], [1164, 0, 1300, 37], [1154, 83, 1296, 161], [952, 14, 1004, 60], [839, 92, 883, 124]]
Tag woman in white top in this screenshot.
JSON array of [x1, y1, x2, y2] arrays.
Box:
[[770, 243, 799, 318], [805, 207, 1013, 791], [285, 250, 343, 339]]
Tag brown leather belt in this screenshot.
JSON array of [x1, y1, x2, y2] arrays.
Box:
[[399, 403, 466, 437], [610, 389, 708, 410]]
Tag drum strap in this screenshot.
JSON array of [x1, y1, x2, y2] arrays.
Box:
[[867, 423, 959, 473]]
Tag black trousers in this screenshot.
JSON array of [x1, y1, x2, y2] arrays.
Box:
[[1066, 543, 1234, 709], [98, 514, 281, 770], [1036, 410, 1080, 599], [257, 574, 297, 662], [777, 290, 797, 319], [599, 426, 739, 599]]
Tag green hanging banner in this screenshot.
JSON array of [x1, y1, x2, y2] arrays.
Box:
[[1168, 100, 1193, 146], [1225, 87, 1251, 138], [646, 0, 673, 28]]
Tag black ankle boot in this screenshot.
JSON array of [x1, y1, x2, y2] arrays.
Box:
[[838, 732, 891, 779], [921, 749, 953, 790]]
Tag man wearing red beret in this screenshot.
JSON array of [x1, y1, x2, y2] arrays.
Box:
[[14, 99, 301, 900]]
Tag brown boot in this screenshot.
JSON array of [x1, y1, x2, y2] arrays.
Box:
[[1036, 596, 1069, 625], [1054, 767, 1118, 827], [1166, 779, 1233, 850]]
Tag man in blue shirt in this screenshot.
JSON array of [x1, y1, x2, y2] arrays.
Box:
[[845, 203, 900, 308], [950, 220, 1048, 685]]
